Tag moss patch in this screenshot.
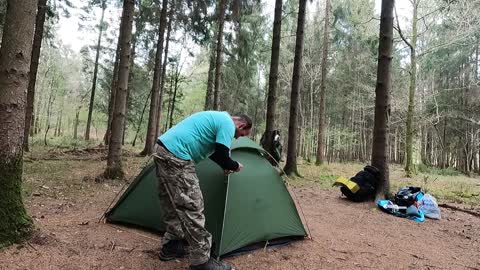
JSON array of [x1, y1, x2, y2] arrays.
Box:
[[0, 156, 33, 249]]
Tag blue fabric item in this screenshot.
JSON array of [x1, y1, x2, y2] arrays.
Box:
[[377, 200, 406, 217], [406, 205, 425, 222], [159, 111, 235, 163], [377, 200, 425, 222]]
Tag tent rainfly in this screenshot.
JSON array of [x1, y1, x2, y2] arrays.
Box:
[[105, 137, 307, 257]]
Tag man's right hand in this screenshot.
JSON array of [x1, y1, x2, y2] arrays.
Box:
[[235, 162, 243, 172]]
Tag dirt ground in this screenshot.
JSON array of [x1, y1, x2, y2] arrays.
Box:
[[1, 151, 479, 270]]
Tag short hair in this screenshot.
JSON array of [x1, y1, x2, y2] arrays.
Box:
[[236, 114, 252, 129]]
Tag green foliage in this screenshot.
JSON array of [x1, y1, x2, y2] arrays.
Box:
[[417, 164, 460, 176], [221, 0, 270, 129]]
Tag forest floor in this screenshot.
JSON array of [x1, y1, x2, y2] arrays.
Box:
[[1, 146, 480, 270]]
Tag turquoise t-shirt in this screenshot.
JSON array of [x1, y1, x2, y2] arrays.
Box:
[[158, 111, 235, 163]]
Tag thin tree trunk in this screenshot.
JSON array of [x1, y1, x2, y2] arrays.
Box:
[[155, 2, 173, 137], [44, 76, 56, 146], [132, 90, 152, 147], [34, 66, 51, 135], [104, 0, 135, 179], [309, 79, 315, 160], [284, 0, 306, 176], [73, 110, 80, 140], [24, 0, 47, 152], [315, 0, 330, 165], [164, 75, 174, 132], [204, 42, 216, 110], [168, 66, 180, 129], [441, 117, 447, 168], [371, 0, 393, 199], [123, 83, 130, 145], [394, 127, 398, 163], [85, 0, 106, 140], [0, 0, 36, 246], [140, 0, 168, 156], [123, 8, 140, 146], [104, 17, 124, 146], [34, 96, 42, 134], [475, 38, 479, 81], [204, 0, 219, 111], [264, 0, 283, 158], [405, 0, 418, 177], [476, 149, 480, 174], [54, 115, 60, 136], [55, 93, 65, 136], [213, 0, 227, 110]]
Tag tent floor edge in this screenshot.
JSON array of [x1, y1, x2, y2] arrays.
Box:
[[219, 236, 306, 258]]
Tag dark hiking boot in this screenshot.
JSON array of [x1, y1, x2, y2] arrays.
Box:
[[159, 240, 188, 261], [189, 258, 233, 270]]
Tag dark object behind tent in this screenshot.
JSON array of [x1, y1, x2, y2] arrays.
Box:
[[105, 137, 306, 257], [260, 130, 282, 165]]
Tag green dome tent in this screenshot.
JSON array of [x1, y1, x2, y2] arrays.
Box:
[[105, 137, 307, 257]]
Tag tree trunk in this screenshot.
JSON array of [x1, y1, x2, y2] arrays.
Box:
[[123, 7, 141, 146], [34, 65, 50, 135], [55, 93, 65, 136], [371, 0, 393, 199], [73, 110, 80, 140], [168, 66, 180, 129], [164, 75, 174, 132], [54, 114, 60, 136], [155, 2, 173, 137], [315, 0, 330, 165], [24, 0, 47, 152], [132, 89, 151, 147], [283, 0, 306, 176], [475, 38, 479, 81], [0, 0, 36, 247], [405, 0, 418, 177], [140, 0, 168, 156], [44, 76, 57, 146], [441, 117, 447, 168], [33, 93, 42, 134], [104, 17, 124, 146], [263, 0, 283, 158], [85, 0, 106, 141], [476, 149, 480, 174], [104, 0, 135, 179], [204, 41, 216, 110], [213, 0, 227, 110]]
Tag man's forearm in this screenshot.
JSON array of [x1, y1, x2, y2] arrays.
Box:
[[209, 143, 239, 171]]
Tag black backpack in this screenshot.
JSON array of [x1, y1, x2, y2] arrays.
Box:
[[393, 186, 423, 207], [340, 165, 380, 202]]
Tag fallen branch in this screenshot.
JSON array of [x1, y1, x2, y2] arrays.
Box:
[[439, 203, 480, 218], [27, 242, 38, 251]]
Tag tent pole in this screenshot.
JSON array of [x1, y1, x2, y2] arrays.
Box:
[[218, 173, 231, 260]]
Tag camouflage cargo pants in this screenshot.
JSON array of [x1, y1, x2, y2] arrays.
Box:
[[153, 143, 212, 265]]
